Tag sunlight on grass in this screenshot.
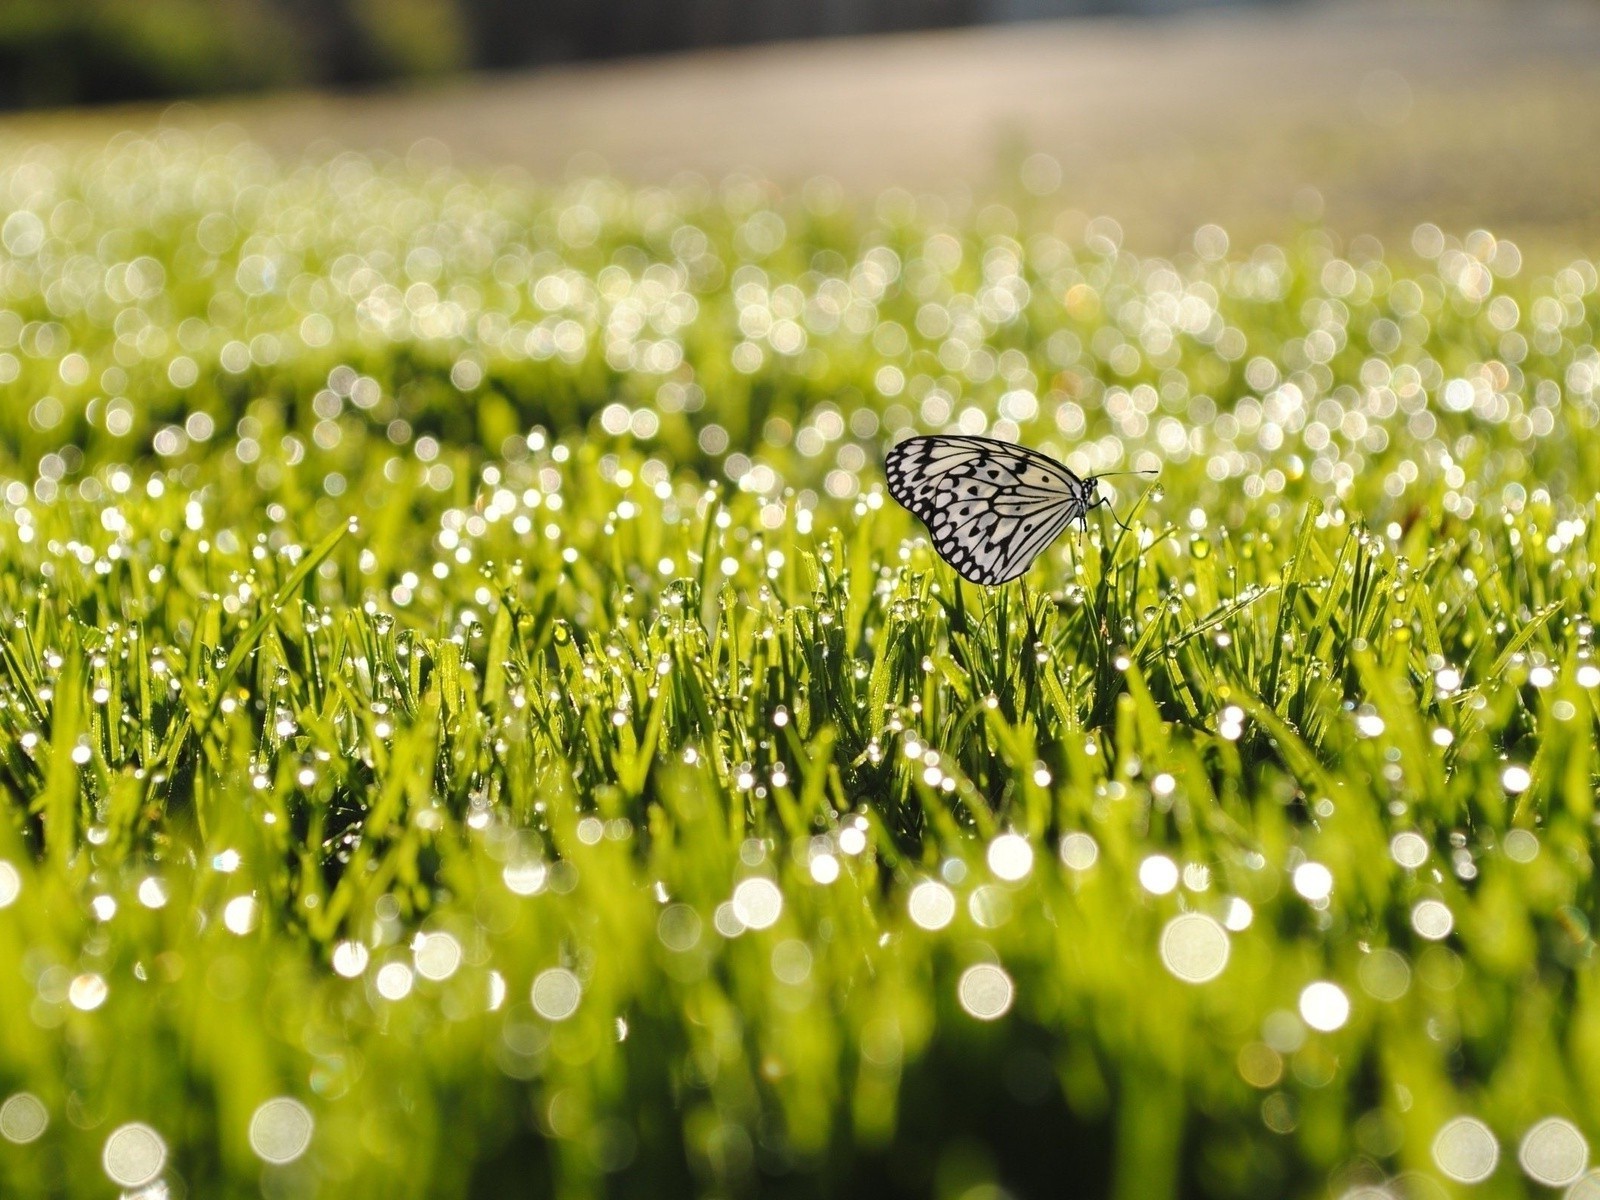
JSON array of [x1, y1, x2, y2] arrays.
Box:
[[0, 130, 1597, 1199]]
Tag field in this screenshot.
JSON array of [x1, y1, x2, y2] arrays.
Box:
[[0, 129, 1598, 1199]]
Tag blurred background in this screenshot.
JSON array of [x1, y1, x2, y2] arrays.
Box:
[[0, 0, 1298, 107], [2, 0, 1599, 251]]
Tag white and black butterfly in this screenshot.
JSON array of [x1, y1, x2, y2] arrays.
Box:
[[885, 434, 1150, 586]]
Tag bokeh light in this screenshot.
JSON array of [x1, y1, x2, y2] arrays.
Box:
[[248, 1097, 314, 1165], [1433, 1116, 1499, 1183], [1159, 913, 1230, 983], [103, 1122, 166, 1188], [957, 965, 1014, 1020]]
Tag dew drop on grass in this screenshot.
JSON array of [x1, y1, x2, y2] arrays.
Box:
[[1356, 949, 1411, 1002], [907, 881, 956, 931], [68, 973, 107, 1011], [0, 1093, 48, 1144], [657, 904, 702, 952], [1433, 1116, 1498, 1183], [249, 1097, 314, 1165], [1159, 913, 1230, 983], [413, 932, 462, 981], [732, 878, 783, 930], [103, 1122, 166, 1188], [986, 833, 1033, 882], [1518, 1118, 1588, 1186], [1138, 855, 1179, 895], [331, 941, 370, 978], [1298, 982, 1350, 1032], [531, 968, 582, 1020], [1389, 832, 1428, 868], [1059, 833, 1098, 871], [957, 964, 1013, 1020], [374, 962, 413, 1000], [1411, 900, 1454, 940], [1503, 829, 1540, 862], [1292, 862, 1333, 902]]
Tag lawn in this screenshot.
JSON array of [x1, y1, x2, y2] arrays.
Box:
[[0, 130, 1598, 1199]]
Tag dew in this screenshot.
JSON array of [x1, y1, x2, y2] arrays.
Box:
[[1502, 765, 1532, 793], [957, 964, 1014, 1020], [1159, 913, 1230, 983], [1182, 863, 1211, 892], [1222, 897, 1254, 931], [223, 895, 259, 935], [1411, 899, 1454, 940], [771, 939, 812, 985], [657, 904, 702, 952], [1504, 829, 1541, 862], [374, 962, 414, 1000], [137, 877, 169, 908], [413, 931, 462, 981], [248, 1097, 314, 1165], [731, 877, 783, 930], [1390, 832, 1429, 869], [531, 968, 583, 1020], [1237, 1042, 1283, 1088], [69, 973, 108, 1011], [968, 884, 1013, 928], [1357, 948, 1411, 1001], [837, 824, 868, 856], [810, 853, 841, 884], [503, 859, 549, 896], [1059, 832, 1099, 871], [0, 1094, 48, 1144], [1292, 862, 1333, 902], [1433, 1116, 1499, 1183], [0, 861, 19, 908], [713, 901, 746, 938], [331, 941, 370, 978], [987, 833, 1034, 882], [1299, 981, 1350, 1032], [1520, 1118, 1589, 1186], [1139, 855, 1179, 895], [907, 881, 956, 931], [103, 1122, 166, 1187]]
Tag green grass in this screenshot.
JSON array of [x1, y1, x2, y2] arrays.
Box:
[[0, 129, 1599, 1199]]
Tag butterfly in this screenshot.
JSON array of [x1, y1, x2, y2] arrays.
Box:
[[884, 434, 1153, 586]]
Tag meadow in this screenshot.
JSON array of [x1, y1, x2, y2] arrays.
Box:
[[0, 129, 1598, 1199]]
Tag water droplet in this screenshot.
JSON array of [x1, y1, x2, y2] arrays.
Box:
[[1433, 1116, 1499, 1183], [103, 1123, 166, 1187], [1160, 913, 1230, 983], [249, 1098, 314, 1164], [957, 964, 1014, 1020]]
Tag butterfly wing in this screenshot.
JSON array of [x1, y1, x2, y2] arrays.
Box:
[[884, 435, 1091, 585]]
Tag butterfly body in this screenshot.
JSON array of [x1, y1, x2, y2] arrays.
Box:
[[885, 434, 1115, 586]]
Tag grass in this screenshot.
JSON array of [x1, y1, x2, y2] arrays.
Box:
[[0, 129, 1598, 1199]]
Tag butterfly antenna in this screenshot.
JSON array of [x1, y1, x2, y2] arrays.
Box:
[[1095, 469, 1160, 479]]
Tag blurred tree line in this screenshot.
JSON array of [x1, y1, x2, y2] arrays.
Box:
[[0, 0, 1252, 108], [0, 0, 466, 107]]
